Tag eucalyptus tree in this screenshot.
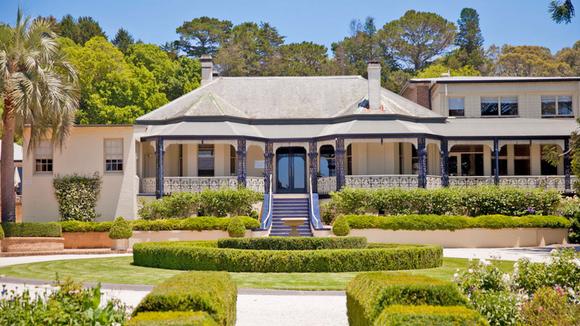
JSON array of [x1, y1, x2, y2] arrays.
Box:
[[0, 9, 79, 222]]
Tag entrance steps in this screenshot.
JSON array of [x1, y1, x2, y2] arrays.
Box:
[[269, 194, 312, 237]]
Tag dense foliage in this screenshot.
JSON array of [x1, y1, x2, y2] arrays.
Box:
[[128, 311, 218, 326], [1, 222, 62, 237], [326, 186, 561, 220], [131, 216, 259, 231], [337, 214, 570, 235], [226, 217, 246, 238], [346, 273, 468, 326], [139, 189, 262, 219], [108, 217, 133, 239], [133, 271, 237, 326], [558, 196, 580, 243], [132, 241, 442, 272], [53, 173, 102, 222], [455, 249, 580, 325], [59, 220, 113, 232], [373, 305, 488, 326], [217, 236, 367, 250], [0, 278, 127, 325]]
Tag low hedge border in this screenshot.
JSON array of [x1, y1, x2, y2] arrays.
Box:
[[346, 273, 468, 326], [133, 271, 237, 326], [216, 237, 367, 250], [128, 311, 218, 326], [373, 305, 488, 326], [1, 222, 62, 237], [342, 214, 571, 231], [58, 217, 260, 233], [132, 241, 443, 273]]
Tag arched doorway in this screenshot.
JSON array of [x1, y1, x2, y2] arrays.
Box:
[[276, 147, 306, 193]]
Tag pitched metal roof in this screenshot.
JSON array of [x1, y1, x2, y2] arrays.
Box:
[[137, 76, 442, 123]]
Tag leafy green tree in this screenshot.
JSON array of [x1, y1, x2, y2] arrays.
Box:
[[377, 10, 456, 71], [267, 42, 331, 76], [62, 37, 166, 124], [112, 28, 134, 53], [451, 8, 486, 69], [556, 40, 580, 74], [57, 14, 79, 43], [215, 22, 284, 76], [176, 17, 232, 57], [76, 16, 106, 44], [0, 9, 79, 222], [497, 45, 574, 76], [416, 64, 481, 78], [549, 0, 575, 23]]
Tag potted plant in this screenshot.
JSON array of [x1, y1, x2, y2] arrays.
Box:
[[108, 217, 132, 251]]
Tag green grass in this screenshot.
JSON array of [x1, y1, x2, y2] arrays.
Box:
[[0, 256, 514, 291]]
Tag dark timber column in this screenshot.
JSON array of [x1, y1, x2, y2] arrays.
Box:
[[564, 138, 571, 192], [417, 137, 427, 188], [335, 137, 346, 191], [236, 138, 247, 188], [440, 138, 449, 187], [308, 140, 318, 193], [155, 137, 165, 199], [264, 141, 274, 193], [493, 138, 500, 185]]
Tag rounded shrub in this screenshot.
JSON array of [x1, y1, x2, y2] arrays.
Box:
[[132, 241, 443, 273], [109, 217, 133, 239], [333, 216, 350, 236], [227, 217, 246, 238]]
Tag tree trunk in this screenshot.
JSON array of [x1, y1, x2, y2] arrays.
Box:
[[1, 97, 16, 223]]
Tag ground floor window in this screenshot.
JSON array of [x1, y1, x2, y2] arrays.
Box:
[[319, 145, 335, 177], [198, 144, 215, 176], [450, 145, 484, 176]]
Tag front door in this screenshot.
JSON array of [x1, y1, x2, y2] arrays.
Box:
[[276, 147, 307, 193]]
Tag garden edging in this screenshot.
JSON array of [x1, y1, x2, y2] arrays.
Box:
[[349, 227, 568, 248]]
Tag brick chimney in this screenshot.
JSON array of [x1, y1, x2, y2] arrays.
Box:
[[367, 61, 381, 110], [200, 55, 213, 85]]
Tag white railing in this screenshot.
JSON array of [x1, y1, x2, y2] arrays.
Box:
[[346, 175, 419, 189], [499, 176, 576, 192], [246, 176, 265, 193], [317, 176, 337, 195], [426, 175, 442, 189], [309, 175, 322, 229], [140, 176, 238, 194], [448, 176, 494, 187], [260, 174, 273, 230]]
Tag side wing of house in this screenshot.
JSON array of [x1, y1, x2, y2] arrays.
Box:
[[22, 125, 138, 221]]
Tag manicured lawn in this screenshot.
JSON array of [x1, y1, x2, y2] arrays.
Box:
[[0, 256, 514, 290]]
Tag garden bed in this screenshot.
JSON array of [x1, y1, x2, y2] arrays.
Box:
[[132, 240, 443, 272]]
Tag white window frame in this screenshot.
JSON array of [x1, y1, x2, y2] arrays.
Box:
[[541, 95, 574, 117], [447, 97, 465, 117], [104, 138, 124, 173], [34, 140, 53, 174], [480, 96, 519, 117]]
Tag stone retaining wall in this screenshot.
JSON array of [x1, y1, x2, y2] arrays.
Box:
[[1, 237, 64, 252]]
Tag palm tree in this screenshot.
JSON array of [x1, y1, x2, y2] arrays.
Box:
[[0, 9, 79, 222], [549, 0, 575, 23]]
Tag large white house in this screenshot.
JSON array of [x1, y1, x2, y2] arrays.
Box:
[[22, 56, 579, 225]]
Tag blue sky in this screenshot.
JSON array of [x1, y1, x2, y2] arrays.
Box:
[[1, 0, 578, 52]]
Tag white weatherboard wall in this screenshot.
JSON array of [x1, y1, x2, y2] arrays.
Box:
[[22, 126, 138, 222]]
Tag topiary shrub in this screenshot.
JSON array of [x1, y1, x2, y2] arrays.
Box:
[[346, 272, 468, 326], [1, 222, 62, 237], [133, 271, 237, 326], [332, 216, 350, 236], [131, 216, 259, 231], [53, 173, 102, 222], [109, 217, 133, 239], [373, 305, 488, 326], [59, 220, 113, 232], [128, 311, 217, 326], [227, 217, 246, 238]]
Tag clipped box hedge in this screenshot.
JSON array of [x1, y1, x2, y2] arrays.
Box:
[[133, 271, 237, 326], [132, 241, 443, 272], [342, 214, 571, 232], [217, 236, 367, 250], [128, 311, 218, 326], [60, 220, 113, 232], [373, 305, 488, 326], [329, 186, 561, 218], [346, 273, 468, 326], [131, 217, 259, 232], [1, 222, 62, 237]]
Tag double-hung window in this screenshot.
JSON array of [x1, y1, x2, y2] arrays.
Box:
[[35, 140, 53, 173], [448, 97, 465, 117], [104, 139, 124, 172], [481, 96, 518, 116], [541, 96, 573, 117]]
